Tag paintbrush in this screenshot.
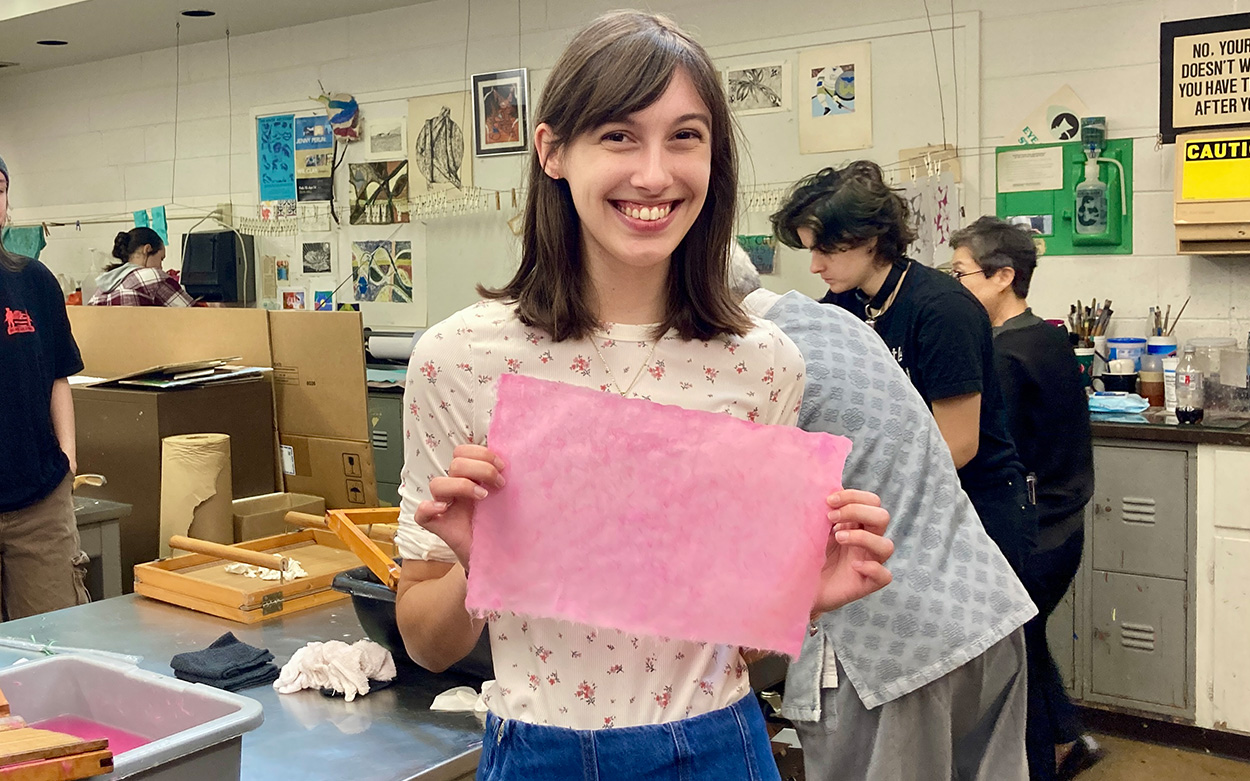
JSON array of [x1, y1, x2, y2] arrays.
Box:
[[1167, 296, 1190, 337], [1164, 303, 1172, 334]]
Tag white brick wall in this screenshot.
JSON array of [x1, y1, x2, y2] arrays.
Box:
[[0, 0, 1246, 342]]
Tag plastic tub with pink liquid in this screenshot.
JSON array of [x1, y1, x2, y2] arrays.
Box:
[[0, 655, 263, 780]]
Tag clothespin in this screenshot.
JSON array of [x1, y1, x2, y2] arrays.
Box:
[[511, 188, 517, 208], [75, 220, 81, 231], [495, 191, 501, 210], [924, 152, 934, 177], [42, 222, 50, 237]]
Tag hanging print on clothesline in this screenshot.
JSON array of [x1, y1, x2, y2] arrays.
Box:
[[471, 68, 530, 157], [409, 92, 473, 193], [348, 160, 411, 225]]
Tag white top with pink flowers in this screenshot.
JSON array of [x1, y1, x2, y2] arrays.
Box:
[[397, 299, 805, 729]]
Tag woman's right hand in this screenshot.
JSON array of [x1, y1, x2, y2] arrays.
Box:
[[417, 444, 507, 570]]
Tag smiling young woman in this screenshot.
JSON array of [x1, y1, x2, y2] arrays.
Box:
[[393, 12, 895, 781]]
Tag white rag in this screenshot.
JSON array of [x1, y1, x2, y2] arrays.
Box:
[[431, 681, 493, 715], [273, 639, 397, 702]]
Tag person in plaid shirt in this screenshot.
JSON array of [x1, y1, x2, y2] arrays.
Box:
[[88, 227, 194, 307]]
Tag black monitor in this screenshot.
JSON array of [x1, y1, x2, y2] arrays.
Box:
[[181, 230, 256, 305]]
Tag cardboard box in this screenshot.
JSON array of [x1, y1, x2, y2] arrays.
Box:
[[279, 434, 377, 509], [68, 307, 272, 379], [231, 492, 326, 542], [73, 379, 277, 591], [268, 311, 370, 441]]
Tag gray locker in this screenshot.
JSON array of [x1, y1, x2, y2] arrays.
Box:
[[368, 393, 405, 485], [1091, 446, 1188, 580], [1089, 570, 1188, 710], [377, 481, 401, 508]]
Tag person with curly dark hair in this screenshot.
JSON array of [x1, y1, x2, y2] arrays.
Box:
[[773, 161, 1036, 574]]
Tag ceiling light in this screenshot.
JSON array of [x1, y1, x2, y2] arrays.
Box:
[[36, 40, 68, 46], [181, 10, 216, 17]]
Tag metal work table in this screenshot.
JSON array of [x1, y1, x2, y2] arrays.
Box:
[[1, 596, 484, 781], [1090, 410, 1250, 446]]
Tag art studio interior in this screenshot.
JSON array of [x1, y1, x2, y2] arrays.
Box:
[[3, 1, 1250, 780]]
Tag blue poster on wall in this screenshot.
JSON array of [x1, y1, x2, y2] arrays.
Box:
[[257, 114, 297, 202]]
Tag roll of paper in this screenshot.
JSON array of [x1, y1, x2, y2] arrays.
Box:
[[367, 334, 418, 361], [159, 433, 234, 557]]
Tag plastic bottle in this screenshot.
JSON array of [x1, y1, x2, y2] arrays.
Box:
[[1163, 356, 1179, 412], [1075, 160, 1108, 234], [1175, 344, 1204, 424]]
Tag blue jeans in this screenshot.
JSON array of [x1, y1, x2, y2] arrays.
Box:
[[477, 692, 781, 780]]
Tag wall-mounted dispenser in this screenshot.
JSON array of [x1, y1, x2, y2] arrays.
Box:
[[1174, 129, 1250, 254], [995, 129, 1134, 256], [1072, 117, 1128, 243]]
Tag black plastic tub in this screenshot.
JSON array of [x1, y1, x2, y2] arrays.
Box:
[[332, 562, 494, 680]]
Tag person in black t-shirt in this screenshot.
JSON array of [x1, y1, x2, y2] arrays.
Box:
[[951, 216, 1102, 781], [0, 154, 90, 618], [771, 161, 1036, 575]]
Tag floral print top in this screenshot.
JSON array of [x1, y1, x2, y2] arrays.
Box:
[[397, 299, 805, 729]]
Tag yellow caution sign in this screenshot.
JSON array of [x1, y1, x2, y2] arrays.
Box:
[[1181, 135, 1250, 200]]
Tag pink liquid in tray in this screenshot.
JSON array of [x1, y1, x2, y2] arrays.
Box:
[[30, 715, 150, 755]]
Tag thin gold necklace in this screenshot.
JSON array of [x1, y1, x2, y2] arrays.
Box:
[[590, 332, 661, 397], [865, 266, 909, 329]]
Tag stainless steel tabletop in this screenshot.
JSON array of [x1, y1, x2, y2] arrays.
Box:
[[0, 596, 485, 781]]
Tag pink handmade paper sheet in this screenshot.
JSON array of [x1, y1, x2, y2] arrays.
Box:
[[465, 374, 853, 656]]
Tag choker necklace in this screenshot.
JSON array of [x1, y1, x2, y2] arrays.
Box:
[[862, 260, 908, 329], [590, 333, 661, 397]]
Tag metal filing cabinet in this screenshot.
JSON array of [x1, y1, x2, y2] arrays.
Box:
[[1058, 441, 1197, 721], [368, 391, 405, 507]]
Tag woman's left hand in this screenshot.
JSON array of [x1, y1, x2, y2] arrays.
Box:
[[810, 489, 894, 617]]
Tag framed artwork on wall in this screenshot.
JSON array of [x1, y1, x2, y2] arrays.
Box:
[[471, 68, 530, 157]]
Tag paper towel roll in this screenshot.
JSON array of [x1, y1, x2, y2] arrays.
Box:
[[367, 334, 418, 361], [159, 433, 234, 558]]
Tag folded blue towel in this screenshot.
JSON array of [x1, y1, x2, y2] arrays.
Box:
[[1089, 392, 1150, 414]]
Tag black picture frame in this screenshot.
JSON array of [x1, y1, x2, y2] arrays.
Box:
[[1160, 12, 1250, 144], [471, 68, 530, 157]]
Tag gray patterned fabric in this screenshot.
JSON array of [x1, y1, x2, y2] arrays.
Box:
[[756, 291, 1037, 717]]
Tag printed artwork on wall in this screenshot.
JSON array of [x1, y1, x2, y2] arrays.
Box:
[[471, 69, 529, 156], [301, 241, 332, 274], [349, 160, 411, 225], [408, 92, 473, 193], [351, 240, 414, 303], [313, 290, 335, 311], [276, 258, 290, 281], [367, 117, 407, 159], [260, 200, 297, 220], [725, 63, 790, 115], [736, 235, 777, 274], [798, 43, 873, 154], [280, 286, 306, 310], [294, 113, 334, 202], [257, 114, 296, 202]]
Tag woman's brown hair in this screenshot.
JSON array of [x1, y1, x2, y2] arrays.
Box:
[[479, 10, 750, 342]]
